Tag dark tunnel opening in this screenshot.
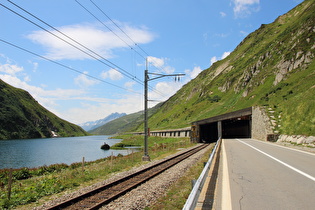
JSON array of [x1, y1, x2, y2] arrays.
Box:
[[199, 122, 218, 143], [222, 117, 251, 138], [197, 115, 251, 142]]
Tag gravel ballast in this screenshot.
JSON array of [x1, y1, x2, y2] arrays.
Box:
[[33, 144, 212, 210]]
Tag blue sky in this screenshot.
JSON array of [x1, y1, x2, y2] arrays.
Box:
[[0, 0, 303, 124]]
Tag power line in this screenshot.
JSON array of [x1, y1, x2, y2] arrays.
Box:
[[74, 0, 165, 96], [76, 0, 145, 60], [4, 0, 143, 86], [0, 38, 141, 95], [87, 0, 168, 74], [2, 1, 171, 98], [89, 0, 149, 57], [5, 0, 166, 97]]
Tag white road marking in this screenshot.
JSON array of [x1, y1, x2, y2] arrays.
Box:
[[222, 139, 232, 210], [237, 139, 315, 182], [253, 139, 315, 156]]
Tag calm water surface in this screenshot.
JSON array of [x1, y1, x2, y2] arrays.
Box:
[[0, 135, 130, 169]]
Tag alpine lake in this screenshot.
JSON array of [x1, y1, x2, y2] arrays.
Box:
[[0, 135, 132, 169]]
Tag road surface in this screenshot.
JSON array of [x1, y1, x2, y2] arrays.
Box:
[[214, 138, 315, 210]]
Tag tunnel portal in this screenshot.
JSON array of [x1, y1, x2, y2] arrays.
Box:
[[222, 116, 251, 138], [199, 122, 218, 143], [191, 108, 252, 143]]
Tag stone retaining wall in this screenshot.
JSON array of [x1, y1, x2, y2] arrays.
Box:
[[252, 106, 274, 141], [277, 134, 315, 145]]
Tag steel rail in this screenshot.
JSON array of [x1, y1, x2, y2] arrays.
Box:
[[47, 144, 208, 210]]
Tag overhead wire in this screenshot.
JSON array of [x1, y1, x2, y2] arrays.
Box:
[[75, 0, 167, 97], [2, 0, 171, 98], [75, 0, 145, 60], [0, 38, 141, 95], [89, 0, 149, 57], [4, 0, 144, 87], [88, 0, 169, 75], [75, 0, 165, 97], [5, 0, 167, 97]]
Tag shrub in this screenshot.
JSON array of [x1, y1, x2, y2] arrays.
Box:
[[14, 168, 32, 180]]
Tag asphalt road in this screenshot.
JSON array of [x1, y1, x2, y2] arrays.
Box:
[[214, 138, 315, 210]]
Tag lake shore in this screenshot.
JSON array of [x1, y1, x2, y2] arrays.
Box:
[[1, 135, 194, 209]]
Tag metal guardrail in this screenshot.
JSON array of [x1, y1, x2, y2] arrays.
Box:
[[182, 138, 221, 210]]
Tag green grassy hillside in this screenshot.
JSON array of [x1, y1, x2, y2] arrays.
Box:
[[91, 0, 314, 136], [142, 0, 315, 136], [0, 79, 89, 140]]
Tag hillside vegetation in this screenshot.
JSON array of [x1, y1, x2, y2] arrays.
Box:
[[0, 79, 88, 140], [145, 0, 315, 136], [92, 0, 314, 136]]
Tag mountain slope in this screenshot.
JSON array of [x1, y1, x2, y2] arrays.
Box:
[[142, 0, 315, 136], [90, 103, 163, 135], [89, 0, 314, 136], [0, 79, 89, 140], [79, 112, 126, 131]]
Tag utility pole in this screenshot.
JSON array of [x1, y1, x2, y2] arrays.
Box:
[[143, 59, 150, 161], [142, 58, 185, 161]]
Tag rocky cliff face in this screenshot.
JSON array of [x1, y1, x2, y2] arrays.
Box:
[[221, 1, 315, 96]]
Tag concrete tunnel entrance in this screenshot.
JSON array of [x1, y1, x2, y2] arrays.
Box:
[[191, 107, 252, 143], [222, 116, 251, 139], [199, 122, 218, 143]]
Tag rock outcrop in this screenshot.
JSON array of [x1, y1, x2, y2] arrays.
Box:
[[277, 134, 315, 146]]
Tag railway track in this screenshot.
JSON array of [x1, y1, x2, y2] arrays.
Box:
[[47, 144, 208, 210]]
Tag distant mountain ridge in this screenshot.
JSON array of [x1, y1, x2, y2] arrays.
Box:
[[79, 112, 126, 131], [0, 79, 89, 140], [90, 103, 163, 135]]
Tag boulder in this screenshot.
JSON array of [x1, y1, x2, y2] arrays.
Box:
[[101, 143, 110, 150]]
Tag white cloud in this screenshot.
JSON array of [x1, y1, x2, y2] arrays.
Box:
[[221, 51, 231, 59], [162, 66, 175, 74], [0, 55, 141, 125], [0, 74, 86, 117], [149, 81, 183, 103], [24, 75, 31, 82], [62, 93, 143, 124], [210, 56, 218, 65], [185, 66, 202, 79], [147, 56, 175, 74], [29, 61, 38, 72], [147, 56, 165, 68], [210, 51, 231, 65], [27, 22, 155, 60], [0, 63, 23, 75], [220, 12, 227, 17], [0, 74, 85, 99], [232, 0, 260, 18], [0, 54, 9, 63], [74, 71, 100, 88], [100, 68, 123, 80], [124, 81, 136, 88]]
